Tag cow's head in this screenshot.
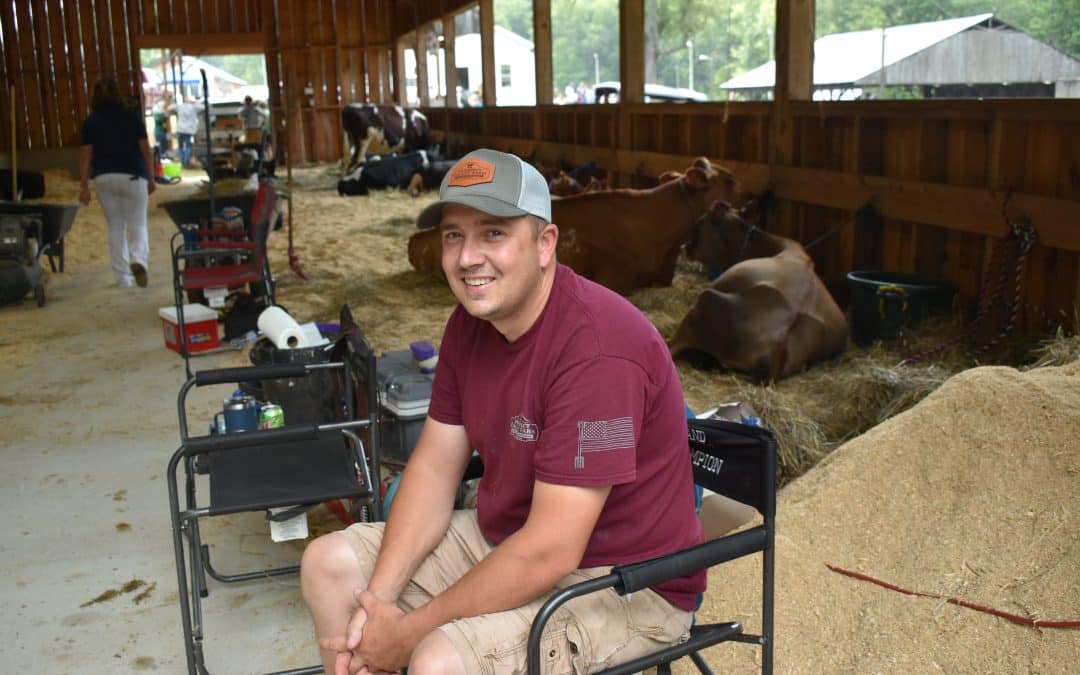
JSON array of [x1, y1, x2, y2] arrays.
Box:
[[681, 157, 740, 207], [684, 201, 749, 270], [549, 171, 584, 197], [337, 165, 368, 196], [657, 170, 683, 184]]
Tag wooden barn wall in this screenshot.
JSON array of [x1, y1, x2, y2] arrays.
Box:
[[0, 0, 405, 166], [428, 98, 1080, 335]]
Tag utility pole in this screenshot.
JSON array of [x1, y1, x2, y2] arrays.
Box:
[[687, 39, 694, 90]]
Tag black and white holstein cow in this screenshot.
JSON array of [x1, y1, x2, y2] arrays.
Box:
[[342, 103, 434, 172], [337, 150, 456, 196]]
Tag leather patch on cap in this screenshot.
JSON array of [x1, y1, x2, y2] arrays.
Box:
[[448, 158, 496, 187]]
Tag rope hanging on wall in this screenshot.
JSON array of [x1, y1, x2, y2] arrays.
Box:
[[898, 198, 1038, 367]]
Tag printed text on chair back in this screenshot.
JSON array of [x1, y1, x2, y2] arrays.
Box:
[[687, 418, 777, 518]]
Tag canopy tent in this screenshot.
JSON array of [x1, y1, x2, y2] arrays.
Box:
[[143, 55, 247, 100]]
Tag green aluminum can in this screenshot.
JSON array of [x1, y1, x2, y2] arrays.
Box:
[[258, 403, 285, 429]]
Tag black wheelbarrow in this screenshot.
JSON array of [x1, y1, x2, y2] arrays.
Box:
[[160, 194, 259, 234], [0, 200, 79, 274]]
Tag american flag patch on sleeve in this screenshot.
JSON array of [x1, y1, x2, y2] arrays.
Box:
[[575, 417, 635, 468]]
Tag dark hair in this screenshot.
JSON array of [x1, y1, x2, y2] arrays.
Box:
[[91, 77, 124, 110]]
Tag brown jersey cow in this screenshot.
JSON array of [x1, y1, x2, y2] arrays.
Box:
[[407, 157, 740, 295], [669, 202, 848, 382]]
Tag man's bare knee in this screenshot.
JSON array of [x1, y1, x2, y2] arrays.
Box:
[[408, 629, 466, 675], [300, 532, 365, 601]]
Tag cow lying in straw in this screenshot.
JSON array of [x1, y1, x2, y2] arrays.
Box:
[[669, 201, 848, 382], [408, 157, 741, 295]]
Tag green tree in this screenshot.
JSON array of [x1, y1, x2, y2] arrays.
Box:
[[494, 0, 534, 41], [551, 0, 620, 92]]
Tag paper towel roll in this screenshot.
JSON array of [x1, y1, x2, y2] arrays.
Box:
[[257, 305, 306, 349]]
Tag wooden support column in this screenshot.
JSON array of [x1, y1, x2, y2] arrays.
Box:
[[533, 0, 553, 106], [479, 0, 496, 106], [416, 28, 429, 106], [770, 0, 815, 248], [619, 0, 645, 104], [617, 0, 645, 184], [770, 0, 814, 166], [444, 10, 459, 108], [393, 38, 406, 105]]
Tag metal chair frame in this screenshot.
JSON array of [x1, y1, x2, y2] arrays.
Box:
[[167, 333, 383, 675]]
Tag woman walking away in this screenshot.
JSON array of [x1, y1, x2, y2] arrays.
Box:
[[79, 76, 156, 288]]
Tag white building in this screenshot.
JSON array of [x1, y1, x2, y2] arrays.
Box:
[[406, 24, 536, 107]]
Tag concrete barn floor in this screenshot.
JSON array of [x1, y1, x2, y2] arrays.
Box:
[[2, 213, 323, 673]]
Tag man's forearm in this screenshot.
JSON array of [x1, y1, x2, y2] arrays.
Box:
[[366, 453, 460, 601]]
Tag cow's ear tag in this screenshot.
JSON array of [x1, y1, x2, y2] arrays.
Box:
[[448, 159, 496, 187]]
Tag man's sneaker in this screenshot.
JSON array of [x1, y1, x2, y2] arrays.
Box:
[[130, 262, 148, 288]]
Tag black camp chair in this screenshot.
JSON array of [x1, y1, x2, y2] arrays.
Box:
[[526, 418, 777, 674], [167, 331, 382, 675]]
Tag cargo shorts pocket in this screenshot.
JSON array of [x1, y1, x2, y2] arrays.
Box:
[[479, 618, 580, 675], [561, 590, 692, 672]]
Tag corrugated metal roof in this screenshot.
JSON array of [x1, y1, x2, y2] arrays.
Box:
[[722, 13, 994, 89]]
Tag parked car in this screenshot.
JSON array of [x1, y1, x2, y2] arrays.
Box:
[[594, 81, 707, 103]]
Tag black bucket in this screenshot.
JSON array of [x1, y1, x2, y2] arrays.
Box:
[[246, 327, 344, 424], [846, 271, 958, 346]]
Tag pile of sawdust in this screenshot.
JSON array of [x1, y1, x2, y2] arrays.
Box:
[[693, 362, 1080, 672]]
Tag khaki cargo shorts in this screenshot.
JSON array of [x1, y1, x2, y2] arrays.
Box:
[[338, 510, 693, 674]]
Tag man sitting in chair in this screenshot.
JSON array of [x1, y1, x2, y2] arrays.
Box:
[[301, 149, 704, 674]]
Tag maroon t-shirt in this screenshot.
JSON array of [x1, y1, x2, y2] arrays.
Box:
[[428, 264, 705, 611]]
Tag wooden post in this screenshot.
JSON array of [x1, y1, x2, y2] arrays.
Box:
[[479, 0, 495, 106], [770, 0, 815, 166], [444, 10, 459, 108], [619, 0, 645, 104], [10, 85, 16, 201], [533, 0, 553, 106], [416, 26, 429, 106], [770, 0, 815, 244]]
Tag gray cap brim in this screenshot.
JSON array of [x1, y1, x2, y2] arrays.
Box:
[[416, 194, 531, 229]]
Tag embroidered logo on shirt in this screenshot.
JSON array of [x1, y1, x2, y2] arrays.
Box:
[[509, 414, 538, 442], [575, 417, 634, 469]]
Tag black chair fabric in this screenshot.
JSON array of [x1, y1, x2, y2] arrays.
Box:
[[207, 434, 361, 515]]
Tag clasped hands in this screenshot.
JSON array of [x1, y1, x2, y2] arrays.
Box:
[[319, 589, 417, 675]]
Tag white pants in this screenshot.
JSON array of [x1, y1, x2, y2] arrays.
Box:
[[94, 173, 149, 286]]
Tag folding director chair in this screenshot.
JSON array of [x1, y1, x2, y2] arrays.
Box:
[[526, 417, 777, 674], [170, 180, 278, 377], [167, 331, 382, 675]]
